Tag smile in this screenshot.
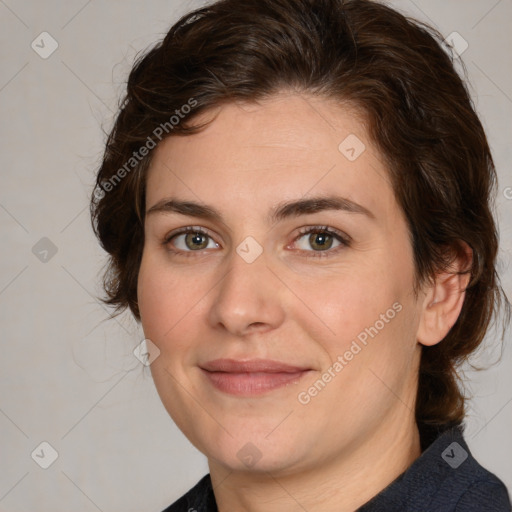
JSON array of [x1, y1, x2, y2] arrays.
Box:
[[199, 359, 313, 396]]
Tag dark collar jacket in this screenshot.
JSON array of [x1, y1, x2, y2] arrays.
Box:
[[161, 425, 511, 511]]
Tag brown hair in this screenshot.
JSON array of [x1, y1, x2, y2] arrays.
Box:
[[90, 0, 508, 445]]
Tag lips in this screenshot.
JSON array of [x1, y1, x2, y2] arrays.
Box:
[[199, 358, 312, 396], [201, 358, 310, 373]]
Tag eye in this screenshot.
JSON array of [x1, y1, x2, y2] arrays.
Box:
[[162, 225, 349, 258], [292, 226, 349, 257], [164, 227, 219, 253]]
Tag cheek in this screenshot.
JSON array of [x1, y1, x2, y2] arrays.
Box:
[[137, 256, 210, 429], [138, 256, 195, 361], [138, 252, 204, 336], [294, 270, 419, 426], [137, 253, 226, 386], [300, 268, 404, 345], [299, 250, 418, 376]]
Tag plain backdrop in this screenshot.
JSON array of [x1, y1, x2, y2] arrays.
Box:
[[0, 1, 511, 511]]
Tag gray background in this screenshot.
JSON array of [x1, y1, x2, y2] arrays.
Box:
[[0, 1, 510, 511]]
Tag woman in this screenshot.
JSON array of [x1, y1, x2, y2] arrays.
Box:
[[90, 0, 511, 510]]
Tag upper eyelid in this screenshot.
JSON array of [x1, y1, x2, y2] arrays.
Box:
[[165, 225, 213, 238], [295, 225, 350, 239], [164, 226, 218, 245]]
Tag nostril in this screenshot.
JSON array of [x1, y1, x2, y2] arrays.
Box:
[[247, 322, 270, 332]]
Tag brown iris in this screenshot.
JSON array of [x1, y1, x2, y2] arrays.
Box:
[[308, 231, 334, 251], [185, 232, 209, 250]]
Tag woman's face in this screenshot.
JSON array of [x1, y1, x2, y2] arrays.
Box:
[[137, 92, 426, 474]]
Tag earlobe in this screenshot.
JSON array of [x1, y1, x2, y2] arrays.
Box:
[[416, 244, 473, 347]]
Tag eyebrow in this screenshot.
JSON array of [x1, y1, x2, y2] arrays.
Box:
[[146, 195, 374, 224]]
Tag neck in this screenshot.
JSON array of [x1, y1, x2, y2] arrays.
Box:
[[209, 416, 421, 512]]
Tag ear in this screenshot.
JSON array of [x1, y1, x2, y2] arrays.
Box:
[[416, 243, 473, 347]]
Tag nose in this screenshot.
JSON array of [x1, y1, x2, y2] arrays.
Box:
[[207, 244, 286, 337]]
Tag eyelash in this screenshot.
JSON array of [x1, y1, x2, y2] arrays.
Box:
[[162, 225, 350, 259]]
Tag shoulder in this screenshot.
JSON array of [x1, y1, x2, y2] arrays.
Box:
[[160, 474, 216, 512], [359, 424, 511, 511], [452, 477, 511, 511], [426, 425, 511, 511]]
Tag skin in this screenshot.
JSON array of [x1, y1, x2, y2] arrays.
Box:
[[137, 91, 470, 511]]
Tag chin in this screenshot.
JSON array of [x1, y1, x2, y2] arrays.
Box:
[[196, 424, 310, 475]]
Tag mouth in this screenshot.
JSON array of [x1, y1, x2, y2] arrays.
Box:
[[199, 358, 313, 396]]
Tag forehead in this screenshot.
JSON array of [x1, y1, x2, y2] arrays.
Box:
[[145, 92, 394, 220]]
